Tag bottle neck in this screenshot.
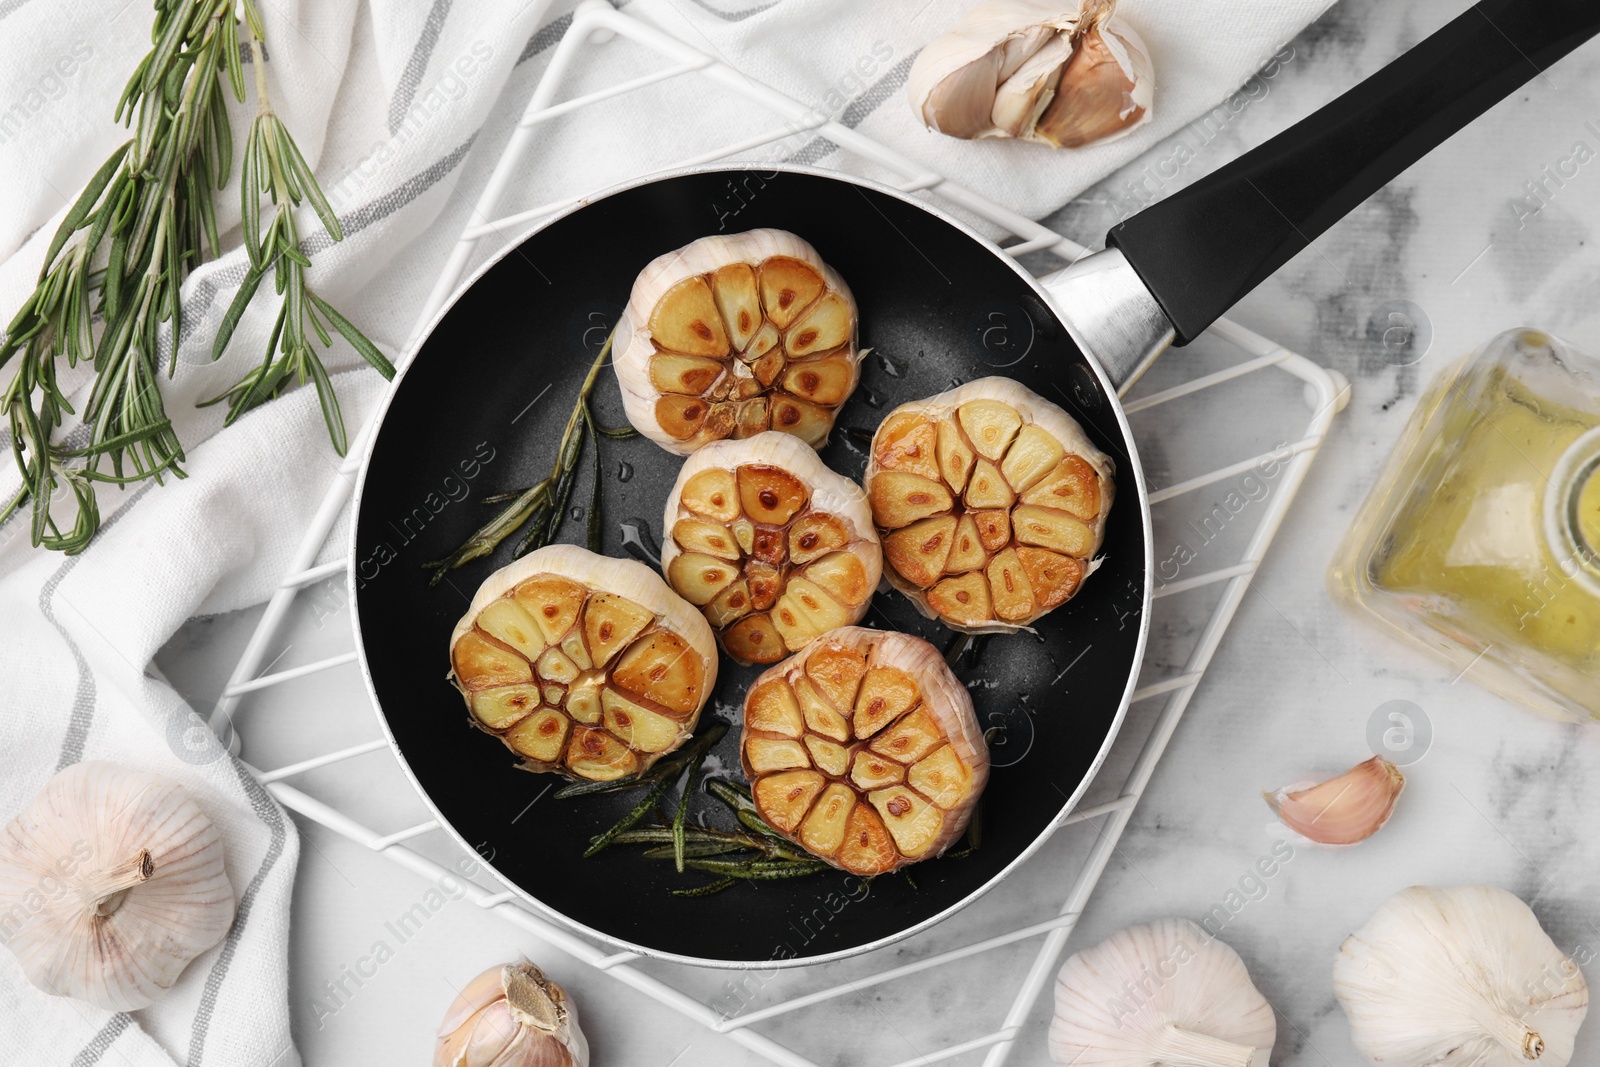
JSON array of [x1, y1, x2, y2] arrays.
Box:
[[1544, 426, 1600, 599]]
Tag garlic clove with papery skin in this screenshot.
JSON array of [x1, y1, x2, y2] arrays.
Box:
[[449, 544, 719, 782], [435, 960, 590, 1067], [1033, 20, 1152, 148], [1334, 885, 1588, 1067], [1050, 918, 1276, 1067], [1264, 755, 1404, 846], [0, 761, 235, 1011], [612, 229, 863, 455], [907, 0, 1154, 147]]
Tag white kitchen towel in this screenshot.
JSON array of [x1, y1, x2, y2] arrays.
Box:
[[0, 0, 1335, 1062]]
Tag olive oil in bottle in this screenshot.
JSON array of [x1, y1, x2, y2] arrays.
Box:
[[1329, 329, 1600, 721]]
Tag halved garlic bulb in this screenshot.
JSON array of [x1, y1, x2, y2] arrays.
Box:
[[613, 229, 863, 454], [661, 432, 882, 665], [863, 377, 1115, 632], [449, 544, 718, 781], [435, 960, 589, 1067], [0, 761, 235, 1011], [907, 0, 1154, 147], [738, 626, 988, 874]]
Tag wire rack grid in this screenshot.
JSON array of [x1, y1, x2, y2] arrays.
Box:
[[203, 4, 1349, 1064]]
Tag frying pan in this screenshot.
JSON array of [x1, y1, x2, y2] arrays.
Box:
[[351, 1, 1600, 966]]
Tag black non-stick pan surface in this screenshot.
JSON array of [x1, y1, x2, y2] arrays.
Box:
[[352, 167, 1150, 966]]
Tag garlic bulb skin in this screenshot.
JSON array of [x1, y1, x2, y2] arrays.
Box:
[[613, 229, 862, 455], [864, 376, 1115, 633], [435, 960, 589, 1067], [739, 626, 988, 874], [0, 761, 235, 1011], [1050, 918, 1276, 1067], [449, 544, 719, 782], [908, 0, 1154, 147], [661, 431, 882, 665], [1335, 885, 1588, 1067]]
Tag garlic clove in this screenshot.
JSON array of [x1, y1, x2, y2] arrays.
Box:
[[449, 545, 718, 781], [864, 376, 1115, 632], [919, 44, 1007, 138], [990, 31, 1073, 139], [1335, 885, 1588, 1067], [435, 960, 590, 1067], [0, 762, 235, 1011], [661, 432, 882, 664], [908, 0, 1154, 149], [1265, 755, 1404, 846], [1050, 918, 1276, 1067], [739, 626, 989, 874], [1033, 22, 1151, 148], [614, 230, 861, 454]]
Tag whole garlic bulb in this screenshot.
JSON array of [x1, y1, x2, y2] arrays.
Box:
[[612, 228, 863, 455], [449, 544, 719, 782], [739, 626, 988, 874], [0, 761, 235, 1011], [435, 960, 589, 1067], [1334, 885, 1588, 1066], [907, 0, 1154, 147], [1050, 918, 1276, 1067], [660, 431, 882, 665]]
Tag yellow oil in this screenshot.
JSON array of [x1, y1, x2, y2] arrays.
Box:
[[1377, 374, 1596, 646]]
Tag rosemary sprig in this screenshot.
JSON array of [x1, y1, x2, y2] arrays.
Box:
[[672, 746, 708, 873], [0, 0, 387, 554], [199, 12, 394, 450], [424, 327, 637, 583], [581, 771, 677, 858]]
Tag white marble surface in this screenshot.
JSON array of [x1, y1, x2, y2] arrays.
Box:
[[156, 0, 1600, 1063]]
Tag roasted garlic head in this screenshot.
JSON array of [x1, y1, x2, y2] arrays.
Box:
[[661, 432, 882, 665], [613, 229, 862, 454], [739, 627, 988, 874], [448, 545, 718, 781], [864, 377, 1114, 632]]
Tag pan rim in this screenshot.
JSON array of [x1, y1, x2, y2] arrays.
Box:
[[348, 161, 1155, 970]]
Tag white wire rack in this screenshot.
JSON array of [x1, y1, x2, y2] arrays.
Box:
[[205, 3, 1349, 1064]]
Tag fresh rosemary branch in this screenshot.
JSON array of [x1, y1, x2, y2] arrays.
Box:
[[0, 0, 387, 554], [423, 327, 637, 583]]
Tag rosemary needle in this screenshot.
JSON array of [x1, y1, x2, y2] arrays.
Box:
[[426, 329, 619, 582]]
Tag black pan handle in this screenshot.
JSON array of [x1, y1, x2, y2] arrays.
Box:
[[1106, 0, 1600, 346]]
